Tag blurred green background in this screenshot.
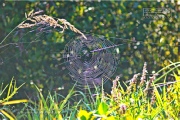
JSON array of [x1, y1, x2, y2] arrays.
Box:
[[0, 1, 179, 99]]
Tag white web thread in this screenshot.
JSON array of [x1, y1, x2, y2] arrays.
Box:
[[0, 25, 179, 88]]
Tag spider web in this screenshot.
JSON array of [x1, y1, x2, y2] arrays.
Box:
[[0, 24, 68, 84], [0, 23, 120, 89], [0, 22, 179, 89], [63, 34, 119, 87]]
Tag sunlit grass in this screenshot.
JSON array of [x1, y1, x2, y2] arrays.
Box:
[[0, 78, 28, 120], [76, 62, 180, 120], [1, 62, 179, 120]]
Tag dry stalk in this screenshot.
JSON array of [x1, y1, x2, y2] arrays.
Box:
[[140, 62, 147, 87], [127, 73, 140, 92], [18, 11, 87, 39], [111, 76, 120, 99], [150, 89, 156, 105], [143, 73, 158, 96]]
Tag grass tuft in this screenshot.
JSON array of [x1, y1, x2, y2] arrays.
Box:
[[1, 62, 179, 120]]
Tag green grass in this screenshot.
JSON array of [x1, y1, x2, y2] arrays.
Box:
[[0, 78, 28, 120], [0, 62, 180, 120]]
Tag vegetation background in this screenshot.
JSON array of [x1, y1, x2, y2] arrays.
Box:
[[0, 1, 179, 99]]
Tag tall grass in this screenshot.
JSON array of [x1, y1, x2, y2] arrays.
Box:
[[0, 78, 28, 120], [1, 11, 179, 119], [5, 62, 177, 120]]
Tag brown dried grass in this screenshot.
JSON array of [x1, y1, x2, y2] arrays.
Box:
[[18, 10, 87, 39]]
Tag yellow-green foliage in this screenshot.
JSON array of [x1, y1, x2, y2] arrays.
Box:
[[0, 78, 28, 120], [1, 62, 179, 120], [76, 62, 180, 120]]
